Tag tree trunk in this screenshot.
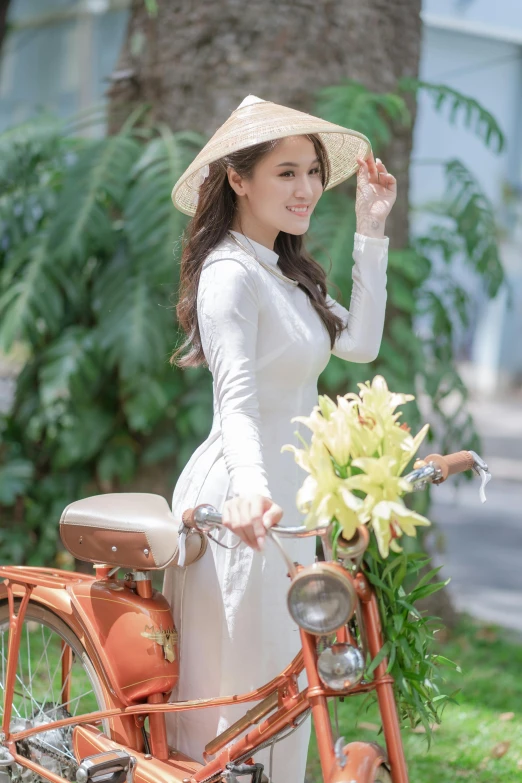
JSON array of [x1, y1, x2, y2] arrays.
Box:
[[108, 0, 421, 247]]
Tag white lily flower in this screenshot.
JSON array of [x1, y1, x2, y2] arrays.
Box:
[[281, 375, 432, 557]]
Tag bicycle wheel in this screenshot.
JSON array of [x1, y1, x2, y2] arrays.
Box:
[[0, 600, 108, 782], [373, 766, 392, 782]]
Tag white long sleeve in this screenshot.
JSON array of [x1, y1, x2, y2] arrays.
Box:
[[197, 256, 272, 499], [328, 232, 389, 362]]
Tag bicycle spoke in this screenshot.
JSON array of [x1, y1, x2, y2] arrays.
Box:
[[26, 622, 32, 717], [18, 622, 56, 706], [0, 636, 42, 719], [0, 606, 105, 781], [64, 687, 99, 715], [0, 680, 23, 720], [34, 635, 69, 721]]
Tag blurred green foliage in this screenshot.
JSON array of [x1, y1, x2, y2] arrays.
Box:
[[0, 81, 504, 564], [312, 79, 504, 479]]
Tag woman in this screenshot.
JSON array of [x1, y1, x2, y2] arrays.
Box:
[[163, 95, 397, 781]]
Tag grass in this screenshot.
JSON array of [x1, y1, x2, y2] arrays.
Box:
[[306, 617, 522, 781]]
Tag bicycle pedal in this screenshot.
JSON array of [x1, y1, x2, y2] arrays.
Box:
[[76, 750, 136, 783], [223, 761, 265, 783]]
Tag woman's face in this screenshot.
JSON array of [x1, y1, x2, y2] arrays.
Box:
[[228, 135, 325, 245]]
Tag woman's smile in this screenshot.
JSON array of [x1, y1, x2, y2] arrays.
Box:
[[286, 204, 311, 216]]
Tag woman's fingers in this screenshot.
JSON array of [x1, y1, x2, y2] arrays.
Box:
[[221, 496, 284, 552], [250, 495, 267, 550], [357, 156, 369, 180], [385, 173, 397, 192], [365, 150, 379, 180], [239, 498, 260, 550], [359, 154, 396, 193], [263, 502, 283, 530], [224, 498, 255, 549]]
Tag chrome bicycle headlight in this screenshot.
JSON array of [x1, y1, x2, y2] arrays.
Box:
[[287, 563, 356, 635], [317, 643, 365, 690]]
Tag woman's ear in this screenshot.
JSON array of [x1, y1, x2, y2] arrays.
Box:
[[227, 166, 246, 196]]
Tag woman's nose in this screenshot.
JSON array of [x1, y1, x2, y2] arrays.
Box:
[[293, 175, 314, 200]]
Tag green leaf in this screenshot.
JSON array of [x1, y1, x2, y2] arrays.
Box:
[[433, 655, 462, 673], [122, 376, 171, 433], [0, 235, 65, 350], [410, 580, 449, 603], [364, 570, 395, 599], [144, 0, 158, 15], [0, 459, 34, 504], [388, 276, 417, 313], [400, 78, 505, 154], [308, 189, 356, 281], [316, 81, 411, 152], [420, 159, 504, 297], [411, 566, 444, 591], [39, 327, 104, 407], [50, 135, 141, 258], [392, 556, 407, 590], [0, 114, 63, 191], [366, 641, 391, 677], [53, 407, 114, 468], [125, 127, 205, 285], [93, 246, 173, 380], [388, 249, 431, 285], [97, 435, 137, 484], [386, 642, 397, 673]]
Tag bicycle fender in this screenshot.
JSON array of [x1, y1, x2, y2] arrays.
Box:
[[326, 741, 387, 783]]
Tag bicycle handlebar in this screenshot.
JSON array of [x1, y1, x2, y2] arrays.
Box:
[[181, 505, 320, 538], [406, 448, 491, 502], [182, 449, 490, 538]]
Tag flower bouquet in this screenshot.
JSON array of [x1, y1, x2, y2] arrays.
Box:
[[282, 376, 457, 734]]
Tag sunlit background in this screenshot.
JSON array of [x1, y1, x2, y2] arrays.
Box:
[[1, 3, 522, 778]]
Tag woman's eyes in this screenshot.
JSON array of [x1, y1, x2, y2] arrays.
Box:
[[279, 167, 322, 177]]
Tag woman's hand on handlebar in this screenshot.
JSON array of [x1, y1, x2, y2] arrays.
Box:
[[222, 494, 283, 551]]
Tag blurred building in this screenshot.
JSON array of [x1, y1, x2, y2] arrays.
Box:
[[413, 0, 522, 394], [1, 0, 521, 399], [0, 0, 129, 134]]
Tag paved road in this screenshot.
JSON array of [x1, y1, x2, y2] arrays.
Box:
[[431, 394, 522, 631]]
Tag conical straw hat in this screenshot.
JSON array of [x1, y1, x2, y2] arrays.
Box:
[[171, 95, 371, 216]]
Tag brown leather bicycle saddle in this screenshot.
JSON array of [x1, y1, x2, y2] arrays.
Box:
[[60, 493, 206, 570]]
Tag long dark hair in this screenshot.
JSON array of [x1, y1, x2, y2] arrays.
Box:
[[171, 134, 345, 368]]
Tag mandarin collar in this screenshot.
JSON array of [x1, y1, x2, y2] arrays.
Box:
[[229, 230, 279, 268]]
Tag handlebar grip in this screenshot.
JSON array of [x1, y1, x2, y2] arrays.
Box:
[[424, 451, 475, 483]]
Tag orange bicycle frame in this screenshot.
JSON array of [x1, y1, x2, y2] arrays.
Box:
[[0, 561, 408, 783]]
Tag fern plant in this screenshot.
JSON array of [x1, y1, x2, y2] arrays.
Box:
[[0, 78, 505, 565], [309, 80, 504, 483], [0, 113, 210, 563]]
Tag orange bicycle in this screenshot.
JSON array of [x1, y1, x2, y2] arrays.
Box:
[[0, 449, 490, 783]]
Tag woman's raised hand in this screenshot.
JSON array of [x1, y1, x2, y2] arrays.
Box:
[[355, 150, 397, 238], [222, 494, 283, 551]]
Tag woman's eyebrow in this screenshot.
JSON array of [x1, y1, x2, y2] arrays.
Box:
[[275, 157, 320, 167]]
